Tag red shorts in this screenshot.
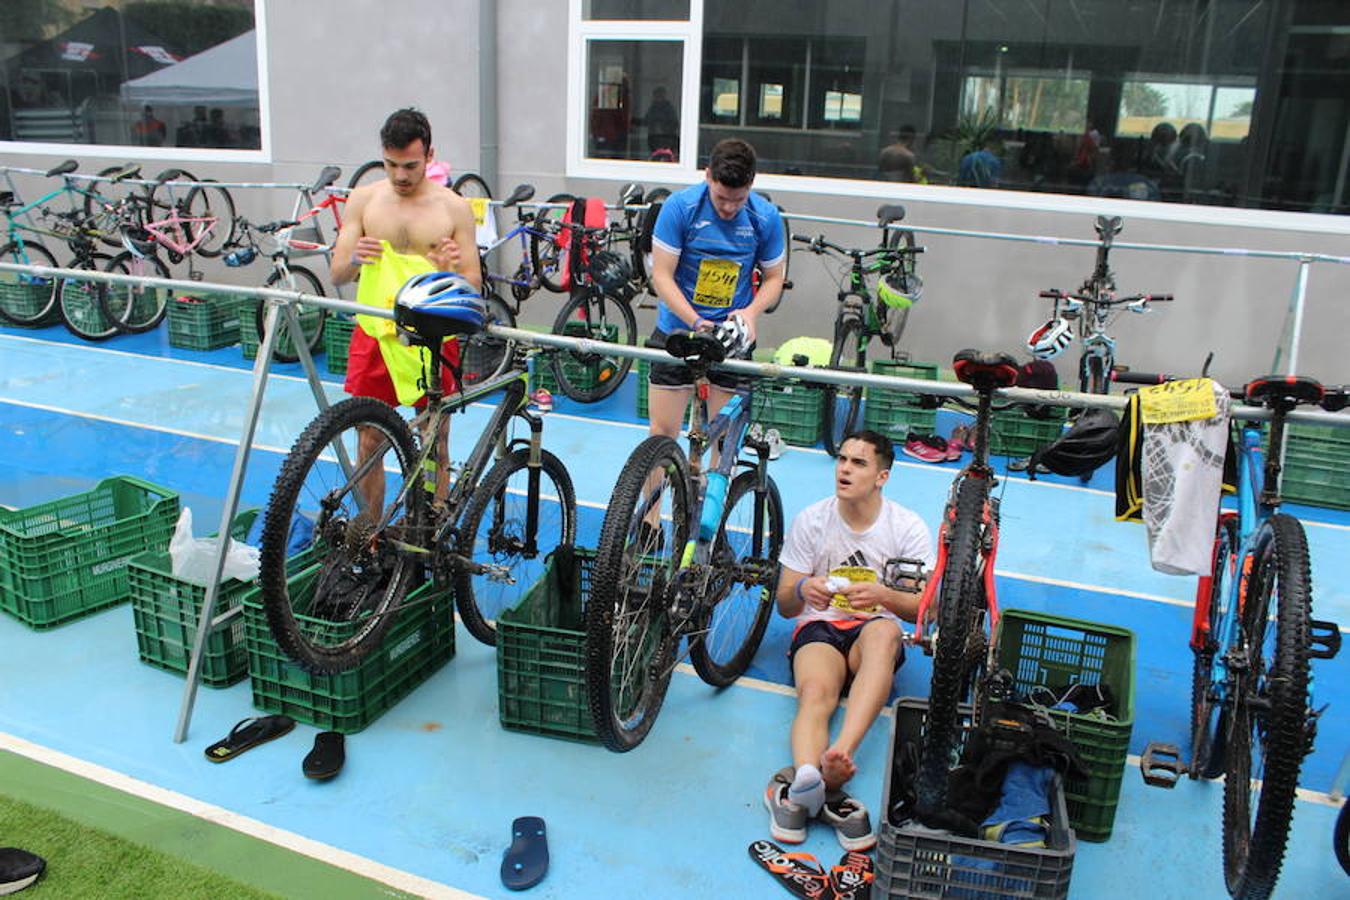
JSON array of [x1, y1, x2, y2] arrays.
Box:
[[343, 325, 460, 408]]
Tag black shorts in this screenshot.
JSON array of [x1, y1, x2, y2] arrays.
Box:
[[788, 619, 906, 672], [646, 328, 755, 392]]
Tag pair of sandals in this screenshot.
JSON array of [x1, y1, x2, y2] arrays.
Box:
[[203, 715, 345, 780], [749, 840, 874, 900]]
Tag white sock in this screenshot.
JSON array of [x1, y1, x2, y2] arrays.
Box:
[[788, 764, 825, 816]]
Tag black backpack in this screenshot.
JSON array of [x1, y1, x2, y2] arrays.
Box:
[[1027, 408, 1120, 480]]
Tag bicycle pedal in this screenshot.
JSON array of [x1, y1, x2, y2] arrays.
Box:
[[1140, 742, 1185, 788], [1307, 619, 1342, 660]]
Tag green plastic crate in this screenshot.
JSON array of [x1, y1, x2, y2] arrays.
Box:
[[995, 608, 1136, 842], [0, 278, 59, 327], [863, 359, 939, 438], [167, 292, 242, 351], [0, 476, 180, 629], [242, 567, 455, 733], [239, 300, 325, 361], [1281, 423, 1350, 510], [497, 548, 598, 742], [324, 315, 356, 374], [127, 508, 260, 687], [635, 358, 693, 421], [988, 407, 1068, 460], [534, 321, 621, 396], [752, 379, 823, 446]]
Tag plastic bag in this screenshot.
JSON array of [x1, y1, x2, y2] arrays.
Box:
[[168, 507, 261, 586]]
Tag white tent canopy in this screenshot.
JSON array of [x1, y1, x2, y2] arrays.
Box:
[[119, 30, 257, 108]]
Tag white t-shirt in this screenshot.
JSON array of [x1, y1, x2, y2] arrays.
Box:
[[779, 496, 934, 632]]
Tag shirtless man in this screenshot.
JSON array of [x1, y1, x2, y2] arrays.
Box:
[[330, 108, 481, 511]]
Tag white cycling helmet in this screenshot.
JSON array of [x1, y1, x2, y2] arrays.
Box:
[[1027, 317, 1072, 360], [394, 272, 486, 336], [712, 313, 753, 358]]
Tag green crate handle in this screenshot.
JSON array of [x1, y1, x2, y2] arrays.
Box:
[[100, 474, 179, 507]]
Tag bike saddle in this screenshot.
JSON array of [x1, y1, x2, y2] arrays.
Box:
[[952, 349, 1020, 390], [154, 168, 188, 184], [664, 331, 726, 365], [503, 183, 535, 206], [46, 159, 78, 178], [1094, 214, 1123, 237], [877, 204, 906, 225], [113, 164, 142, 182], [1245, 375, 1325, 409], [312, 165, 341, 191]]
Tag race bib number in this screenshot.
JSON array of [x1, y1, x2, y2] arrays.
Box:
[[1139, 378, 1218, 424], [468, 197, 490, 226], [828, 566, 878, 614], [693, 258, 740, 308]]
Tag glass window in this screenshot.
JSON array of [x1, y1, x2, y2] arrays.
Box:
[[690, 0, 1350, 215], [0, 2, 260, 150], [583, 0, 690, 20], [585, 40, 684, 161]]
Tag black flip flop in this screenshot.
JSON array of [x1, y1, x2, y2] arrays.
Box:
[[829, 850, 873, 900], [303, 731, 345, 780], [500, 816, 548, 891], [748, 840, 829, 900], [203, 715, 295, 763]]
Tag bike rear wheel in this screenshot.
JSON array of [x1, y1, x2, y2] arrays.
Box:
[[1221, 513, 1312, 900], [531, 193, 575, 294], [100, 251, 170, 334], [689, 470, 782, 687], [454, 447, 576, 646], [549, 288, 636, 403], [460, 291, 516, 387], [257, 266, 327, 363], [631, 187, 670, 292], [1191, 512, 1239, 779], [347, 160, 384, 190], [823, 316, 866, 457], [183, 180, 236, 257], [0, 241, 58, 326], [916, 474, 992, 814], [585, 435, 690, 752], [260, 396, 422, 673]]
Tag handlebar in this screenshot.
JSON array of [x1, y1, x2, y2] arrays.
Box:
[[1039, 288, 1172, 307], [791, 233, 923, 258]]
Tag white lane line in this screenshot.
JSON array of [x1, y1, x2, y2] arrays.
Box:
[[998, 569, 1192, 608], [0, 332, 321, 384], [0, 731, 482, 899]]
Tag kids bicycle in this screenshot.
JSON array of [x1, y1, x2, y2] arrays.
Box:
[[584, 324, 783, 751], [792, 204, 924, 456], [259, 292, 576, 669], [1126, 369, 1345, 899]]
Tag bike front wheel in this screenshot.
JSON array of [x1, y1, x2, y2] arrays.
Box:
[[689, 470, 782, 687], [454, 447, 577, 646], [1080, 351, 1109, 395], [257, 266, 327, 363], [1222, 513, 1312, 900], [260, 396, 422, 673], [585, 435, 691, 752], [916, 474, 991, 814], [183, 179, 236, 257], [823, 316, 867, 457], [549, 288, 636, 403], [0, 241, 58, 326], [100, 251, 170, 334]]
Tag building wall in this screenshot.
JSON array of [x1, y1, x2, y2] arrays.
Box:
[[2, 0, 1345, 385]]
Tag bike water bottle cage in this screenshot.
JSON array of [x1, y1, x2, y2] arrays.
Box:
[[121, 227, 158, 258], [394, 272, 486, 343], [878, 271, 922, 309], [1027, 317, 1072, 359], [1245, 375, 1325, 409], [953, 349, 1020, 390]]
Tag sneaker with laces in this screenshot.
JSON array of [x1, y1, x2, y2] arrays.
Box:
[[902, 433, 947, 464], [763, 767, 809, 844], [818, 789, 876, 851]]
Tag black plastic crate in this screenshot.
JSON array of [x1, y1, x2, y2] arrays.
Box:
[[876, 697, 1076, 899]]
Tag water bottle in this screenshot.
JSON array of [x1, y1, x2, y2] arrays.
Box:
[[699, 471, 729, 541]]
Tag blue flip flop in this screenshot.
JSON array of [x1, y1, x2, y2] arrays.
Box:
[[500, 816, 548, 891]]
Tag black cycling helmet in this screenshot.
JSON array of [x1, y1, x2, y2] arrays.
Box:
[[589, 250, 633, 299], [1026, 408, 1120, 480]]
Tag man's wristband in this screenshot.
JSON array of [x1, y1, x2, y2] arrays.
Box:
[[795, 577, 808, 606]]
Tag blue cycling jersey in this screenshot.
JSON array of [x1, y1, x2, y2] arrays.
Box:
[[651, 182, 785, 334]]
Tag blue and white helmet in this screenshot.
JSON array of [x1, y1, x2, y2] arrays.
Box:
[[394, 272, 486, 332], [1027, 317, 1072, 360], [713, 312, 753, 358]]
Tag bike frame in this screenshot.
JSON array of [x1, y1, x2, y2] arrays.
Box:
[[142, 206, 217, 257], [678, 381, 759, 570]]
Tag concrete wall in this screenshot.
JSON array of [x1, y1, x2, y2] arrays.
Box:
[[2, 0, 1346, 386]]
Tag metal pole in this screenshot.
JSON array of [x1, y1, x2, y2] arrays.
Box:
[[478, 0, 499, 193]]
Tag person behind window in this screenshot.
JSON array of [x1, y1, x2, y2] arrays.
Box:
[[176, 106, 208, 147], [1087, 140, 1161, 201], [131, 105, 165, 147], [642, 85, 679, 160], [764, 430, 934, 851], [644, 138, 786, 450], [1174, 123, 1208, 201], [878, 125, 928, 184], [1140, 121, 1178, 181], [957, 137, 1003, 189], [204, 107, 232, 148]]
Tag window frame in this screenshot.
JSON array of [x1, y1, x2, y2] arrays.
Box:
[[0, 0, 271, 162], [567, 0, 1350, 234]]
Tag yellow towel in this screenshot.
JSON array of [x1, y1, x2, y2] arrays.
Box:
[[355, 241, 436, 407]]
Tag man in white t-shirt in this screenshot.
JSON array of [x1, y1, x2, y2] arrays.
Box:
[[763, 430, 933, 851]]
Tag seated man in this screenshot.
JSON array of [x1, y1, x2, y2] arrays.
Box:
[[765, 430, 933, 850]]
